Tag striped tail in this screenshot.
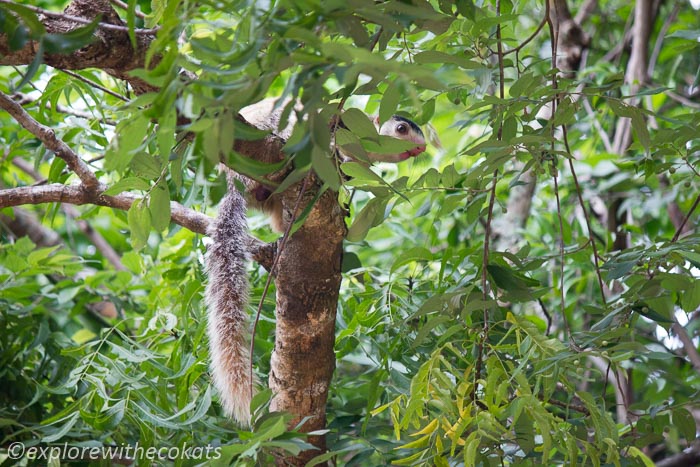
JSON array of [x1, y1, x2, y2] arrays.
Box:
[[205, 188, 257, 425]]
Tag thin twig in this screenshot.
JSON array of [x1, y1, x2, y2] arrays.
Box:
[[537, 298, 552, 335], [473, 0, 506, 403], [59, 70, 129, 102], [562, 128, 607, 306], [581, 95, 614, 153], [671, 318, 700, 376], [589, 355, 629, 423], [549, 0, 580, 344], [671, 194, 700, 242], [503, 10, 548, 56], [602, 18, 633, 64], [664, 89, 700, 109], [573, 0, 598, 25], [109, 0, 148, 20], [546, 396, 590, 415], [552, 169, 574, 334], [12, 92, 116, 125]]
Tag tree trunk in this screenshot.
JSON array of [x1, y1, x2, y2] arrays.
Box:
[[269, 180, 346, 464]]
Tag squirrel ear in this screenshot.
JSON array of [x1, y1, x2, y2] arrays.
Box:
[[372, 115, 380, 127]]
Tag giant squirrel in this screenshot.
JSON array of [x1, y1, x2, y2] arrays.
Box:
[[205, 98, 427, 425]]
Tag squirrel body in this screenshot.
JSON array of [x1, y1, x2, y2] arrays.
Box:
[[206, 98, 426, 424], [236, 98, 427, 232]]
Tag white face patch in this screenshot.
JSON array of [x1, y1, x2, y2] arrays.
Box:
[[370, 117, 427, 162]]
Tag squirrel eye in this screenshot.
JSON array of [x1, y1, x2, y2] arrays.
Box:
[[396, 123, 408, 135]]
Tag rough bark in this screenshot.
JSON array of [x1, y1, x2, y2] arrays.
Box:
[[269, 179, 345, 465], [549, 0, 590, 76], [0, 183, 212, 234], [0, 0, 157, 93]]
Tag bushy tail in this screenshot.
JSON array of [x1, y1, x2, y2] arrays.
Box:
[[205, 188, 257, 425]]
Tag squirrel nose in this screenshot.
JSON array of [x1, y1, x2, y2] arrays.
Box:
[[408, 144, 427, 157]]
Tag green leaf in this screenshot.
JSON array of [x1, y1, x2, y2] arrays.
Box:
[[226, 151, 289, 178], [680, 280, 700, 313], [627, 447, 655, 467], [487, 264, 538, 295], [130, 153, 163, 179], [219, 113, 235, 162], [311, 146, 340, 191], [347, 197, 388, 242], [27, 245, 60, 265], [413, 315, 451, 348], [48, 157, 68, 183], [1, 3, 45, 37], [127, 199, 151, 250], [106, 116, 149, 172], [550, 97, 576, 126], [413, 50, 479, 69], [43, 17, 99, 54], [630, 111, 651, 153], [0, 7, 29, 51], [390, 247, 434, 274], [126, 0, 137, 48], [15, 41, 44, 90], [341, 251, 362, 272], [379, 81, 401, 125], [672, 408, 695, 441], [103, 177, 151, 196], [336, 16, 369, 47], [340, 161, 385, 185], [510, 72, 537, 98], [635, 303, 672, 323], [608, 99, 635, 118], [41, 412, 80, 443], [156, 108, 176, 161], [341, 108, 379, 139], [501, 116, 517, 141], [149, 181, 171, 232]]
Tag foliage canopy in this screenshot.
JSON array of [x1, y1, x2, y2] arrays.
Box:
[[1, 0, 699, 465]]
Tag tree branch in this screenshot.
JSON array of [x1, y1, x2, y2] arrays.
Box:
[[0, 182, 278, 268], [0, 184, 211, 235], [0, 0, 158, 94], [0, 0, 157, 35], [589, 355, 629, 424], [671, 318, 700, 377], [656, 441, 700, 467], [0, 208, 62, 247], [12, 157, 126, 270], [0, 91, 100, 190], [612, 0, 653, 153]]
